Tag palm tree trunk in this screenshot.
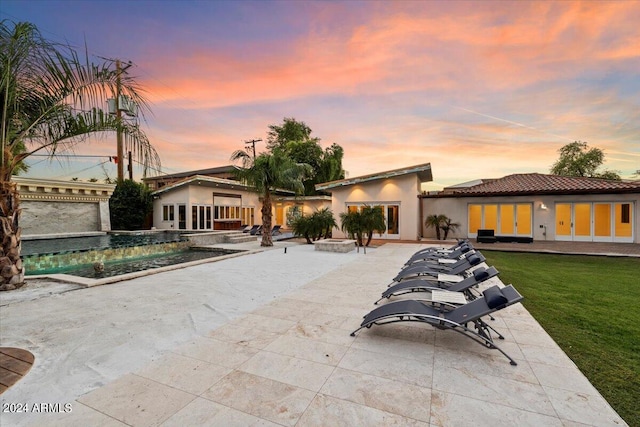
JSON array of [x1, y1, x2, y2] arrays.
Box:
[[0, 181, 25, 291], [261, 191, 273, 247]]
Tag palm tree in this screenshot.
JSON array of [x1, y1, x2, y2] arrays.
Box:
[[315, 207, 337, 239], [361, 205, 386, 246], [425, 214, 447, 240], [440, 217, 460, 240], [231, 149, 310, 247], [340, 205, 385, 247], [0, 21, 160, 290], [339, 210, 364, 246]]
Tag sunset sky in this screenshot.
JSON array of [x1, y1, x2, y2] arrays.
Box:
[[2, 0, 639, 190]]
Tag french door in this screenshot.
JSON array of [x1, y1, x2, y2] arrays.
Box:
[[555, 202, 633, 242]]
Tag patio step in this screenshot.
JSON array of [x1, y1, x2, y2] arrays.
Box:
[[225, 232, 257, 244]]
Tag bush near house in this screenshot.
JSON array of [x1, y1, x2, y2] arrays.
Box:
[[109, 180, 153, 230], [291, 208, 337, 243], [340, 205, 386, 247], [425, 214, 459, 240]]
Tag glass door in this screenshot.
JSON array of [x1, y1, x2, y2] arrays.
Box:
[[555, 203, 572, 241]]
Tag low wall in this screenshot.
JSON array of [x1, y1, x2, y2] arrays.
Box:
[[313, 239, 356, 253], [183, 231, 233, 245]]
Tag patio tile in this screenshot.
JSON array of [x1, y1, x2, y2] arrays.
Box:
[[543, 386, 627, 426], [518, 342, 577, 368], [286, 322, 355, 346], [510, 326, 564, 348], [351, 333, 435, 362], [432, 364, 556, 416], [160, 397, 280, 427], [434, 346, 538, 384], [230, 313, 296, 334], [296, 394, 429, 427], [264, 334, 349, 365], [338, 347, 433, 388], [202, 370, 315, 427], [433, 326, 525, 362], [301, 310, 354, 330], [430, 390, 563, 427], [240, 350, 336, 391], [206, 323, 280, 349], [529, 361, 599, 395], [31, 402, 128, 427], [250, 304, 308, 322], [77, 374, 195, 427], [135, 352, 232, 395], [173, 337, 258, 368], [320, 367, 432, 422]]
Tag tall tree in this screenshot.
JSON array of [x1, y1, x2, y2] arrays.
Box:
[[0, 20, 160, 290], [230, 148, 310, 247], [266, 117, 345, 194], [550, 141, 620, 180]]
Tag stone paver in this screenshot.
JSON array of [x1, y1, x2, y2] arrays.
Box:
[[3, 242, 630, 426]]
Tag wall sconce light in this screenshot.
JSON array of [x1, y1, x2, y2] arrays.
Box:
[[539, 203, 547, 210]]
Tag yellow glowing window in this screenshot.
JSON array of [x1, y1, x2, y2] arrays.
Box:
[[468, 204, 482, 233]]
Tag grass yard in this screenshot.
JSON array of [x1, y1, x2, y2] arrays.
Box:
[[483, 251, 640, 427]]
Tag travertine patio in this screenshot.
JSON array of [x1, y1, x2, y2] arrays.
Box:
[[0, 242, 627, 426]]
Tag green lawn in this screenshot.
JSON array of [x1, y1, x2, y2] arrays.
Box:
[[483, 251, 640, 427]]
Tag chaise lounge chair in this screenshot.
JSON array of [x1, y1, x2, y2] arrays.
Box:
[[351, 284, 524, 365], [245, 225, 259, 234], [393, 253, 486, 282], [405, 243, 473, 266], [376, 266, 499, 304], [409, 240, 471, 258]]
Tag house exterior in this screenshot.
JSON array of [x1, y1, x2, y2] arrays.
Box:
[[421, 173, 640, 244], [316, 163, 433, 240], [145, 167, 330, 231]]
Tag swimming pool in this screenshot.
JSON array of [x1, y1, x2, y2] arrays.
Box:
[[22, 232, 185, 256], [21, 231, 241, 277], [40, 248, 243, 278]]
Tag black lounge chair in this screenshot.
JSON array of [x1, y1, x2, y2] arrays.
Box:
[[393, 253, 486, 282], [405, 243, 473, 266], [409, 240, 471, 258], [245, 225, 259, 234], [351, 284, 524, 365], [271, 225, 282, 235], [250, 225, 263, 235], [376, 266, 499, 305]]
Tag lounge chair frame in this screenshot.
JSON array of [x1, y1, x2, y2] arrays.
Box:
[[351, 285, 523, 365]]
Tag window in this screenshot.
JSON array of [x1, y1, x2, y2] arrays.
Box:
[[162, 205, 174, 221], [621, 203, 630, 224], [192, 205, 212, 230]]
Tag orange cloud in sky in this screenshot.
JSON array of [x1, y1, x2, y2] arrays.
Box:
[[25, 1, 638, 185]]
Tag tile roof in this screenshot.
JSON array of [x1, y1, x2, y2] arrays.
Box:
[[426, 173, 640, 197]]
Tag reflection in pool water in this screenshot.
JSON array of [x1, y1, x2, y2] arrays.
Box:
[[45, 248, 243, 278]]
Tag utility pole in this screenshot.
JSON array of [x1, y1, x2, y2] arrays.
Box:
[[116, 59, 124, 181], [128, 151, 133, 180], [244, 139, 261, 160]]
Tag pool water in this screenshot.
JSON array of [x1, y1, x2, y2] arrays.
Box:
[[22, 232, 185, 256], [42, 248, 242, 278]]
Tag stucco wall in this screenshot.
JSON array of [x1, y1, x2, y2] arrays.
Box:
[[14, 177, 115, 237], [422, 193, 640, 243], [21, 201, 101, 235], [330, 174, 421, 240]]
